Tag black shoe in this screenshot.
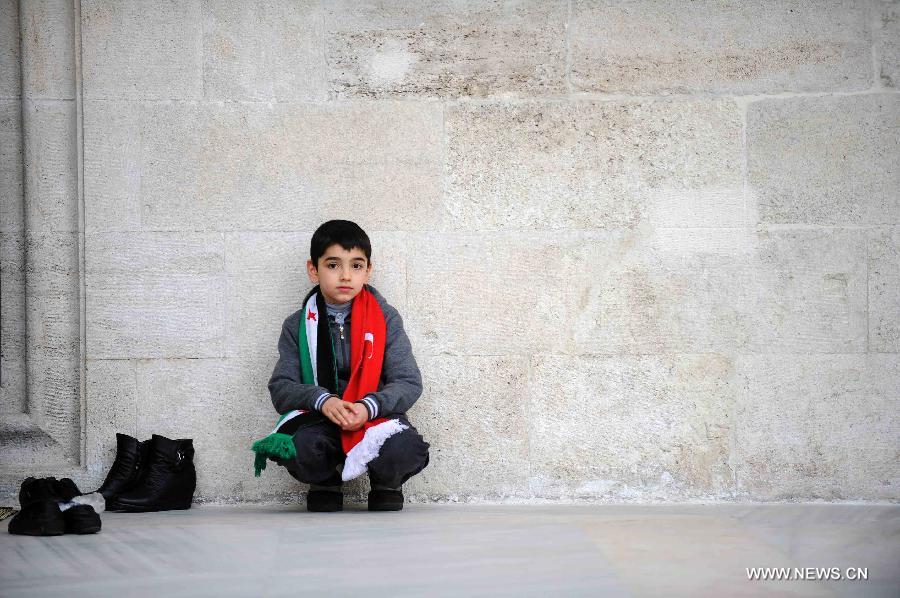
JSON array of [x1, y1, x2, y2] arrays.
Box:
[[8, 478, 64, 536], [368, 488, 404, 511], [307, 490, 343, 512], [96, 433, 152, 507], [62, 504, 101, 534], [107, 434, 196, 513]]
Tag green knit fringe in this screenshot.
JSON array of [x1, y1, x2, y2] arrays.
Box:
[[251, 433, 296, 477]]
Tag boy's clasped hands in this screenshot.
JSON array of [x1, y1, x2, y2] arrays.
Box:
[[322, 396, 368, 431]]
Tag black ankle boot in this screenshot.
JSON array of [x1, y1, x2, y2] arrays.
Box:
[[96, 433, 152, 506], [106, 434, 196, 513]]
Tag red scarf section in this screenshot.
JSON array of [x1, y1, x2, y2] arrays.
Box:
[[340, 287, 389, 453]]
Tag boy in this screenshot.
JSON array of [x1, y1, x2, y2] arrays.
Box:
[[265, 220, 430, 512]]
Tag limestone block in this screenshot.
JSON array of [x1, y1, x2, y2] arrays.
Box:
[[868, 227, 900, 352], [405, 232, 586, 355], [748, 94, 900, 225], [0, 101, 23, 232], [22, 100, 78, 232], [734, 354, 900, 500], [880, 0, 899, 87], [85, 232, 226, 359], [571, 0, 872, 94], [224, 231, 407, 359], [85, 359, 140, 478], [26, 353, 80, 458], [19, 0, 75, 99], [325, 0, 566, 98], [527, 353, 736, 500], [82, 100, 142, 231], [406, 354, 531, 499], [81, 0, 202, 100], [0, 357, 25, 414], [82, 101, 443, 231], [445, 99, 743, 230], [749, 229, 868, 354], [0, 231, 25, 364], [202, 0, 326, 101], [0, 1, 19, 98], [24, 231, 79, 355]]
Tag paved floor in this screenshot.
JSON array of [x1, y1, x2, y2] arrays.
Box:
[[2, 503, 898, 597]]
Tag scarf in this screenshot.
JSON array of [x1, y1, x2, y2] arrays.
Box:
[[252, 285, 408, 480]]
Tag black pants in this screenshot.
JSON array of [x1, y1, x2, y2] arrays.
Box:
[[278, 413, 430, 489]]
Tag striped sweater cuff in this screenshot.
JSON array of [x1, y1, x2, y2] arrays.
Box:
[[358, 395, 379, 420], [313, 391, 332, 411]]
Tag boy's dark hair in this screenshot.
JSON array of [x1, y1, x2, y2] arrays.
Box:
[[310, 220, 372, 267]]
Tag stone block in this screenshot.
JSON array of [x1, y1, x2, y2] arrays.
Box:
[[407, 354, 531, 498], [325, 0, 566, 98], [81, 0, 202, 100], [868, 227, 900, 352], [880, 0, 899, 87], [0, 232, 25, 360], [24, 231, 80, 355], [405, 232, 586, 355], [445, 99, 743, 230], [0, 357, 25, 414], [527, 353, 736, 500], [0, 101, 23, 232], [85, 232, 226, 359], [202, 0, 326, 101], [82, 100, 142, 231], [25, 353, 80, 458], [224, 231, 408, 359], [570, 0, 872, 94], [734, 354, 900, 500], [748, 94, 900, 225], [19, 0, 75, 99], [85, 359, 139, 478], [0, 1, 19, 98], [22, 100, 78, 232], [82, 101, 443, 231]]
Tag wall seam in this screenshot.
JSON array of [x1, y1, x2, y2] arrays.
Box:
[[74, 0, 88, 468]]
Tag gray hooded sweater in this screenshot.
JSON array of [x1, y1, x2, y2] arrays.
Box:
[[268, 283, 423, 420]]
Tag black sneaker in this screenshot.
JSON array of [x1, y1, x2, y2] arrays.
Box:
[[307, 490, 343, 512], [62, 505, 101, 534], [8, 478, 65, 536], [368, 488, 404, 511]]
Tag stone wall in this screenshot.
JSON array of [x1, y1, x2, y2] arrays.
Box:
[[1, 0, 897, 503]]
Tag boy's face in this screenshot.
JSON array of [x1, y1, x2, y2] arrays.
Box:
[[307, 244, 372, 305]]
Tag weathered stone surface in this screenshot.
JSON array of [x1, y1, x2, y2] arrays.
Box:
[[408, 354, 530, 498], [224, 231, 408, 359], [22, 100, 78, 232], [528, 353, 736, 500], [85, 232, 226, 359], [0, 357, 25, 414], [19, 0, 75, 99], [24, 231, 79, 354], [748, 94, 900, 225], [0, 101, 23, 232], [82, 100, 142, 231], [406, 232, 587, 355], [571, 0, 873, 94], [734, 354, 900, 501], [325, 0, 566, 99], [0, 0, 20, 98], [868, 226, 900, 352], [445, 99, 743, 230], [202, 0, 326, 101], [82, 100, 443, 231], [880, 0, 899, 88], [81, 0, 202, 100]]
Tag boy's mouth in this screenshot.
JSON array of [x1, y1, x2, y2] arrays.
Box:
[[337, 286, 352, 291]]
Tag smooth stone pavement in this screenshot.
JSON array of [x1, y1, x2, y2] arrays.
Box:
[[2, 503, 897, 597]]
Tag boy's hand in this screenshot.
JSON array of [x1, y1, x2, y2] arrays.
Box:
[[322, 396, 356, 428], [342, 403, 369, 431]]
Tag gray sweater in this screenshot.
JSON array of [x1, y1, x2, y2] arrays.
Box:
[[268, 284, 423, 420]]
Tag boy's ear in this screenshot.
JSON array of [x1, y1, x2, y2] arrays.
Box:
[[306, 259, 319, 283]]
